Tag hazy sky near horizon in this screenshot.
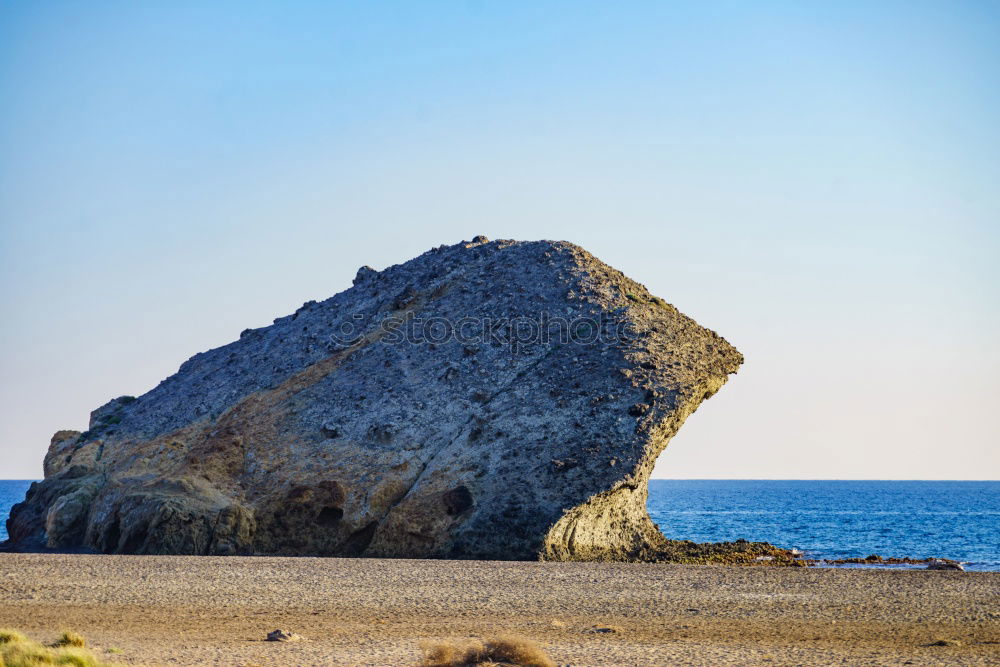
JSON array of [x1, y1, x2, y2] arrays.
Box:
[[1, 1, 998, 480]]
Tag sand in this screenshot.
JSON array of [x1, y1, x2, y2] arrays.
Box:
[[1, 553, 997, 666]]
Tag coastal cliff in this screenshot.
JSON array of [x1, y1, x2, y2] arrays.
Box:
[[5, 237, 767, 561]]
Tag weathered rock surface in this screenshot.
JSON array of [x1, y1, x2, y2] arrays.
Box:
[[5, 238, 747, 561]]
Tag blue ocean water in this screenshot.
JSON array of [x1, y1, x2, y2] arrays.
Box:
[[648, 480, 1000, 571], [1, 480, 33, 544], [2, 479, 997, 570]]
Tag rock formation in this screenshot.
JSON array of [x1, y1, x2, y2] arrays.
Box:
[[5, 237, 751, 561]]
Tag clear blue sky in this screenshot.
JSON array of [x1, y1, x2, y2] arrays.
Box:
[[1, 1, 997, 479]]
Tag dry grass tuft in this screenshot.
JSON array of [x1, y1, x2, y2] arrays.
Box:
[[0, 628, 102, 666], [419, 635, 555, 667], [51, 647, 100, 666], [53, 631, 87, 648], [0, 629, 29, 645]]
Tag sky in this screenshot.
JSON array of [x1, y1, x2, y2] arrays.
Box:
[[1, 1, 997, 480]]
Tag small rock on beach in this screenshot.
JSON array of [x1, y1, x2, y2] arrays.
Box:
[[265, 629, 304, 642]]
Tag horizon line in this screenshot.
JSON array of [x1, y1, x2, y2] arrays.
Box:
[[1, 477, 998, 482]]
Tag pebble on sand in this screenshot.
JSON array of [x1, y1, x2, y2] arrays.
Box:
[[266, 629, 304, 642], [926, 560, 965, 571]]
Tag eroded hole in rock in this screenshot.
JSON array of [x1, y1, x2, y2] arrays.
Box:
[[367, 424, 395, 444], [316, 505, 344, 527], [103, 518, 122, 552], [342, 521, 378, 556], [121, 527, 146, 554], [443, 485, 474, 516]]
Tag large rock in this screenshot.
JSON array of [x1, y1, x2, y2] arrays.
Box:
[[4, 238, 745, 560]]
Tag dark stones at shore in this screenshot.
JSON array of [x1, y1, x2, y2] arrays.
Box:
[[659, 538, 807, 566], [813, 553, 966, 570]]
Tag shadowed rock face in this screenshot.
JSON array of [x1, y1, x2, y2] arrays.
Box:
[[4, 238, 743, 560]]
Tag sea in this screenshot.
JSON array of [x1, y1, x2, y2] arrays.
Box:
[[1, 479, 997, 571]]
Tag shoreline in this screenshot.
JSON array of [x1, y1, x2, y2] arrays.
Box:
[[1, 538, 985, 571], [2, 552, 998, 665]]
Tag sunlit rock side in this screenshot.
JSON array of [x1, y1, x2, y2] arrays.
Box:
[[5, 237, 752, 561]]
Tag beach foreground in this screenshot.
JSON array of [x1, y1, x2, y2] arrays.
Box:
[[1, 554, 997, 666]]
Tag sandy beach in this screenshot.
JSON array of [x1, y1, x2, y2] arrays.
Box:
[[1, 553, 997, 666]]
